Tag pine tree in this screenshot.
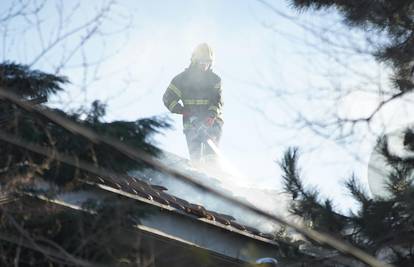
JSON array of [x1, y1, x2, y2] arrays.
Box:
[[289, 0, 414, 95], [0, 62, 169, 266], [276, 2, 414, 265], [280, 145, 414, 266]]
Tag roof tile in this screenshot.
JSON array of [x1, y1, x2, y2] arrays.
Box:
[[88, 174, 270, 240]]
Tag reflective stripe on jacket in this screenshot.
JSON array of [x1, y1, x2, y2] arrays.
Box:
[[163, 66, 223, 129]]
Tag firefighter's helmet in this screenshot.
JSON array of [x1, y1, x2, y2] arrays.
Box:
[[191, 43, 214, 64]]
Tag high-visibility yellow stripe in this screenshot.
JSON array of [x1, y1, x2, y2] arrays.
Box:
[[168, 100, 179, 110], [183, 122, 192, 129], [208, 105, 219, 112], [168, 83, 182, 98], [183, 99, 209, 105]]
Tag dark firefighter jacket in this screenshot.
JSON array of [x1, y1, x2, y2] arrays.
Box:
[[163, 66, 223, 129]]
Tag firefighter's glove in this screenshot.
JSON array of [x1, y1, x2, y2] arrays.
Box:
[[182, 111, 191, 118], [205, 117, 215, 127]]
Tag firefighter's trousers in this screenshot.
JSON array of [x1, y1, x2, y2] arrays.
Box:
[[184, 122, 222, 162]]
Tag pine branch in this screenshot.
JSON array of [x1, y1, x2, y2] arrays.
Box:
[[279, 147, 306, 200], [0, 62, 68, 100], [279, 148, 348, 235], [345, 174, 370, 206]]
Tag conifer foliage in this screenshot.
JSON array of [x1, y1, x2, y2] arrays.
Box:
[[0, 62, 168, 266], [280, 145, 414, 266], [290, 0, 414, 93], [0, 62, 167, 187], [280, 1, 414, 265]]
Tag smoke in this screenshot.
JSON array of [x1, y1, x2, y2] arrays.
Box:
[[131, 151, 293, 235]]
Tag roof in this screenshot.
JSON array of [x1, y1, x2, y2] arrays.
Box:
[[7, 151, 284, 263], [18, 172, 281, 264], [82, 173, 278, 243]]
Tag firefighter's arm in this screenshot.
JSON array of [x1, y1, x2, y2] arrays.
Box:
[[163, 81, 184, 114], [207, 78, 222, 118]]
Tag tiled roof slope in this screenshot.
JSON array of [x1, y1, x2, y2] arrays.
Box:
[[86, 173, 277, 241]]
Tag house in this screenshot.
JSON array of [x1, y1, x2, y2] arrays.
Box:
[[1, 152, 287, 267]]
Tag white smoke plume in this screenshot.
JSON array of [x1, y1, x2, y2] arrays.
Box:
[[131, 151, 293, 235]]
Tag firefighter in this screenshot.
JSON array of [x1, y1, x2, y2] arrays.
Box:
[[163, 43, 223, 163]]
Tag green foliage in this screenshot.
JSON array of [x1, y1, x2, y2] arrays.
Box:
[[344, 175, 370, 207], [280, 143, 414, 265], [0, 62, 169, 186], [0, 62, 68, 100], [0, 62, 169, 266], [290, 0, 414, 92], [279, 148, 347, 237], [283, 1, 414, 265]]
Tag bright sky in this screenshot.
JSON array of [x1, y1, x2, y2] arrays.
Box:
[[3, 0, 411, 212]]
